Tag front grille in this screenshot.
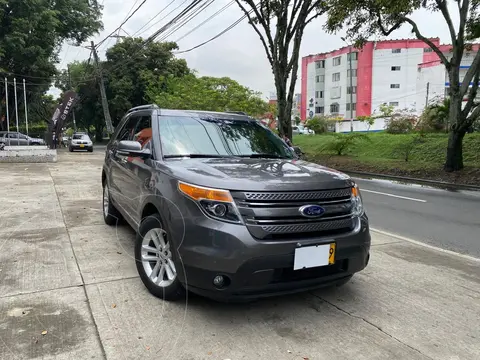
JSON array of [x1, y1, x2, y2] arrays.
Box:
[[232, 188, 355, 240]]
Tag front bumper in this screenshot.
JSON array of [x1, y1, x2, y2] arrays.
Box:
[[174, 214, 370, 301], [70, 144, 93, 150]]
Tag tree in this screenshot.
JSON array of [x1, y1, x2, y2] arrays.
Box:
[[234, 0, 326, 140], [56, 38, 191, 139], [325, 0, 480, 171], [306, 115, 329, 133], [147, 74, 269, 117], [0, 0, 103, 129]]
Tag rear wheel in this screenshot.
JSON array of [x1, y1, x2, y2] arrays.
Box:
[[135, 213, 185, 301], [69, 146, 73, 152], [102, 183, 122, 225]]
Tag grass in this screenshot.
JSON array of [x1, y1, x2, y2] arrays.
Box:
[[293, 132, 480, 185]]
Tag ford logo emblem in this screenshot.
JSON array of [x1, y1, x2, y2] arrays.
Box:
[[299, 204, 325, 218]]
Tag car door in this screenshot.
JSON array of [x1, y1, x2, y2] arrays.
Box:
[[122, 113, 155, 222], [108, 115, 139, 215], [19, 134, 29, 145], [8, 133, 19, 145]]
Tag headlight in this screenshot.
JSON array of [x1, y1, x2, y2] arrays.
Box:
[[351, 184, 364, 216], [178, 181, 243, 224]]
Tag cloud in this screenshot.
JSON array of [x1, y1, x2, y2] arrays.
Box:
[[53, 0, 458, 99]]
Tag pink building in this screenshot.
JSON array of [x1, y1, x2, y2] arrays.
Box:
[[301, 38, 478, 128]]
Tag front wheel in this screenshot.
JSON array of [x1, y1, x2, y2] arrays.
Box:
[[135, 214, 185, 301]]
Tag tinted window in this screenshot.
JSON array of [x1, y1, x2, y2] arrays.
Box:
[[158, 116, 294, 158], [132, 116, 152, 150], [8, 133, 18, 139], [116, 116, 139, 142]]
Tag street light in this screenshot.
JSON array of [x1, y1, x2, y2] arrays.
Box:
[[341, 37, 354, 132]]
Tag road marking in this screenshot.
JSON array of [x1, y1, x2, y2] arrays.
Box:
[[362, 189, 427, 203], [370, 228, 480, 262]]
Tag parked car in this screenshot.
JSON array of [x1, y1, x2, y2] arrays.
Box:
[[69, 132, 93, 152], [102, 105, 370, 302], [0, 131, 45, 146], [293, 125, 315, 135]]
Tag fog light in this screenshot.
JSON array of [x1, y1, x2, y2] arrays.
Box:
[[213, 275, 225, 288]]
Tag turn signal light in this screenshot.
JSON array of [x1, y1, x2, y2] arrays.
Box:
[[178, 182, 233, 202]]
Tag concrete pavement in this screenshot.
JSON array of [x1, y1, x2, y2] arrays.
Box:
[[355, 177, 480, 258], [0, 151, 479, 360]]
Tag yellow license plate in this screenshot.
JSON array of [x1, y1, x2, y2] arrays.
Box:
[[80, 144, 84, 148], [329, 243, 336, 265]]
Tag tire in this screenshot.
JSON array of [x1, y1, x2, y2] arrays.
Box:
[[102, 183, 123, 225], [88, 147, 93, 152], [135, 213, 185, 301], [69, 147, 73, 152]]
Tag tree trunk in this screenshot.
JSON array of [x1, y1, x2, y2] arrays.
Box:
[[443, 67, 465, 172], [274, 73, 289, 138], [444, 129, 466, 171]]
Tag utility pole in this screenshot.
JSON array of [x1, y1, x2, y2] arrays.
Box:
[[23, 79, 28, 136], [13, 78, 19, 139], [425, 82, 430, 108], [90, 41, 114, 134], [347, 45, 354, 132], [4, 78, 9, 137], [67, 65, 77, 132]]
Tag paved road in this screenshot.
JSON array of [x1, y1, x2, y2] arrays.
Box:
[[355, 177, 480, 258], [1, 151, 479, 359]]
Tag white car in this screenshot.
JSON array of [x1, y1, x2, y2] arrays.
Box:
[[68, 133, 93, 152], [293, 125, 315, 135]]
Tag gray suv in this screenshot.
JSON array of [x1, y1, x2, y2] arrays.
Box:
[[102, 105, 370, 301]]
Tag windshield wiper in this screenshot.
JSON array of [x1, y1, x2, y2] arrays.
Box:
[[238, 154, 288, 159], [163, 154, 232, 159]]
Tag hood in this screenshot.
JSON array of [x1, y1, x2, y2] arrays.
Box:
[[157, 157, 353, 191]]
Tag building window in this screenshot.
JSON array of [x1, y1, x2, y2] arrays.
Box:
[[389, 102, 399, 106], [315, 91, 319, 98], [332, 72, 341, 82], [346, 103, 356, 111], [319, 75, 325, 82], [347, 52, 358, 61], [333, 56, 341, 66], [315, 60, 325, 68], [347, 86, 357, 94], [390, 84, 400, 89], [330, 103, 340, 113], [315, 75, 320, 83], [392, 49, 401, 53], [391, 66, 401, 71], [315, 106, 324, 114], [423, 48, 433, 53], [347, 69, 357, 77], [319, 91, 323, 98]]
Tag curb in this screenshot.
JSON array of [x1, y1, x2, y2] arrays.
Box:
[[370, 228, 480, 262], [338, 169, 480, 191]]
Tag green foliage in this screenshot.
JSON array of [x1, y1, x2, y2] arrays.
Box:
[[306, 115, 329, 134], [393, 134, 426, 162], [294, 116, 301, 125], [385, 116, 415, 134], [147, 74, 269, 117], [294, 132, 480, 168], [418, 98, 450, 133], [0, 0, 103, 128], [322, 133, 371, 155]]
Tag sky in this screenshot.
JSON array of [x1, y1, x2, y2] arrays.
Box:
[[50, 0, 461, 99]]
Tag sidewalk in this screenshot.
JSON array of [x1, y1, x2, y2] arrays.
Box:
[[0, 151, 479, 360]]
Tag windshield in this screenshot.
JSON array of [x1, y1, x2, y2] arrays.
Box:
[[158, 116, 294, 159], [73, 134, 89, 140]]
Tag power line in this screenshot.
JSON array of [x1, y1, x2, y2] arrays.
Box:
[[174, 10, 249, 54], [155, 0, 217, 43], [174, 0, 234, 43], [132, 0, 191, 37], [96, 0, 148, 48], [131, 0, 179, 37]]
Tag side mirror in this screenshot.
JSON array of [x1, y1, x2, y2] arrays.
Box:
[[117, 140, 151, 159]]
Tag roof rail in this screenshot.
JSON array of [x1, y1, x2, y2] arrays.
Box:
[[225, 111, 248, 115], [127, 104, 159, 113]]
